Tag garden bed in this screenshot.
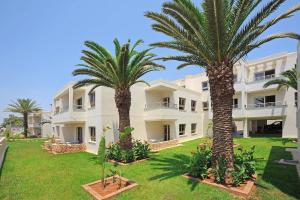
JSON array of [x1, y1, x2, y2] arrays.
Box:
[[82, 176, 138, 200], [183, 173, 256, 198]]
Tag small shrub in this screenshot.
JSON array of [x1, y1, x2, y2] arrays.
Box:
[[234, 146, 256, 178], [187, 147, 211, 179], [107, 143, 122, 162], [212, 156, 227, 184], [122, 149, 135, 163], [107, 139, 150, 163], [232, 164, 248, 186], [133, 140, 150, 160]]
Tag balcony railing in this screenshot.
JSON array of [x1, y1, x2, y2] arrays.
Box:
[[246, 101, 286, 109], [73, 105, 85, 111], [254, 74, 275, 82], [145, 102, 178, 110], [54, 106, 69, 115], [232, 104, 241, 109]]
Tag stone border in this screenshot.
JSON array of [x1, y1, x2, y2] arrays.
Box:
[[0, 137, 8, 172], [182, 173, 256, 198], [108, 158, 150, 166], [82, 176, 138, 200]]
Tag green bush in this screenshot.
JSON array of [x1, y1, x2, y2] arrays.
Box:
[[107, 143, 122, 162], [187, 147, 211, 179], [232, 146, 256, 186], [122, 149, 135, 163], [133, 140, 150, 160], [106, 139, 150, 163], [212, 156, 227, 184]]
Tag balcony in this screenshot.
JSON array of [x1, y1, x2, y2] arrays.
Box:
[[246, 101, 287, 118], [232, 105, 245, 119], [28, 122, 41, 128], [246, 74, 277, 92], [144, 102, 180, 121], [52, 105, 86, 124]]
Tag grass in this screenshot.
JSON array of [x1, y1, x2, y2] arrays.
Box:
[[0, 138, 299, 200]]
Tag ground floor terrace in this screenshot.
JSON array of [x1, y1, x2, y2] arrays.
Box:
[[0, 138, 299, 200], [52, 120, 202, 153]]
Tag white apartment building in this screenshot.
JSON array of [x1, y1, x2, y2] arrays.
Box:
[[28, 112, 52, 137], [177, 52, 298, 138], [51, 81, 204, 154], [51, 52, 298, 154]]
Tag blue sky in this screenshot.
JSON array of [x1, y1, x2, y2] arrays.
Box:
[[0, 0, 300, 122]]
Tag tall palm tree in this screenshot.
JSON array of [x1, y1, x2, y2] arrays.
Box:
[[73, 39, 164, 150], [6, 99, 41, 138], [264, 67, 297, 90], [145, 0, 300, 173]]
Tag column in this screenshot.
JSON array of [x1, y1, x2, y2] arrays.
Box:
[[243, 119, 249, 138], [69, 87, 74, 112]]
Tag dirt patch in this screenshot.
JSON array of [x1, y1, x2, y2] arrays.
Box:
[[183, 173, 256, 199], [82, 176, 138, 200]]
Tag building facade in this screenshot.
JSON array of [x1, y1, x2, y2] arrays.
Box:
[[51, 81, 204, 154], [28, 112, 52, 137], [177, 52, 298, 138], [51, 52, 298, 154]]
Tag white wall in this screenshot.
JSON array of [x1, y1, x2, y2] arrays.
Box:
[[297, 42, 300, 155]]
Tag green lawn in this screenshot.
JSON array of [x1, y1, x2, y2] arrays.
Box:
[[0, 138, 299, 200]]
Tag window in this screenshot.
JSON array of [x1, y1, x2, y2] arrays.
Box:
[[265, 95, 276, 106], [179, 124, 186, 136], [179, 97, 186, 111], [232, 98, 238, 108], [265, 69, 275, 79], [191, 123, 197, 134], [254, 72, 264, 81], [75, 97, 83, 110], [89, 92, 95, 108], [89, 127, 96, 142], [202, 102, 208, 111], [255, 95, 276, 107], [254, 69, 275, 81], [202, 81, 208, 91], [163, 97, 170, 107], [233, 74, 238, 83], [191, 100, 197, 112], [295, 92, 298, 107]]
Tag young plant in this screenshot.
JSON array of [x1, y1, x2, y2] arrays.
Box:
[[212, 156, 227, 184], [187, 147, 211, 179], [98, 126, 111, 188]]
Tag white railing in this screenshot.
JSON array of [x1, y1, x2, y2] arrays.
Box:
[[145, 102, 178, 110], [254, 74, 275, 82], [73, 105, 85, 112], [246, 101, 286, 109], [54, 106, 69, 115], [0, 137, 7, 170], [232, 104, 241, 109]]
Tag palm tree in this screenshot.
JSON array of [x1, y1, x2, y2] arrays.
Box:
[[6, 99, 41, 138], [73, 39, 164, 150], [145, 0, 300, 173], [264, 67, 297, 90]]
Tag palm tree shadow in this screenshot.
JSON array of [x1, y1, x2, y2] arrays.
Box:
[[149, 154, 190, 181]]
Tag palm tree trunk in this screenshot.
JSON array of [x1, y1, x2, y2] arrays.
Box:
[[115, 88, 132, 150], [23, 112, 28, 138], [207, 64, 235, 172]]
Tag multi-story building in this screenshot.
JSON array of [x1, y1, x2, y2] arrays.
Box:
[[51, 81, 204, 153], [297, 43, 300, 158], [177, 52, 298, 138], [28, 112, 52, 137], [51, 52, 298, 154]]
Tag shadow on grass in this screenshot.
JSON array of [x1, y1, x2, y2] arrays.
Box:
[[261, 146, 300, 199], [149, 154, 190, 181]]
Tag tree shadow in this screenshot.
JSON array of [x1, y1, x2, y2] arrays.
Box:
[[149, 154, 190, 181], [260, 146, 300, 199]]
